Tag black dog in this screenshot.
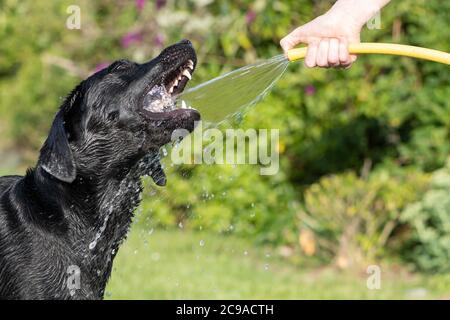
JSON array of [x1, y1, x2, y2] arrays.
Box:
[[0, 40, 200, 299]]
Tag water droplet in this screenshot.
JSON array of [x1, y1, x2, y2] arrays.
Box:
[[199, 240, 205, 247], [89, 241, 97, 250], [244, 250, 249, 256], [264, 264, 270, 271], [178, 222, 184, 229]]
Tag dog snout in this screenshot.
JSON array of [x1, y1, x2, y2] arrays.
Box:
[[177, 39, 193, 47]]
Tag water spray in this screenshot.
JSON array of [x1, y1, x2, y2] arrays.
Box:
[[178, 43, 450, 124]]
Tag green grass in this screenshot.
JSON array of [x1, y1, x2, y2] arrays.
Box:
[[106, 227, 450, 299]]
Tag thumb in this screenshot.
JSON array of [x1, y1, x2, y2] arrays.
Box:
[[280, 26, 308, 52]]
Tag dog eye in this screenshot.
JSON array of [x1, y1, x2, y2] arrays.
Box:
[[109, 60, 133, 72]]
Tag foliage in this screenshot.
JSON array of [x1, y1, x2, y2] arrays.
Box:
[[0, 0, 449, 272], [401, 159, 450, 273], [141, 161, 298, 244], [298, 168, 430, 267]]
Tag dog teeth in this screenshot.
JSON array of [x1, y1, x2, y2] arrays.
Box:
[[182, 69, 192, 80], [179, 100, 194, 110], [165, 63, 194, 96]]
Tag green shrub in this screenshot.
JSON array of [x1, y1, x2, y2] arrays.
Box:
[[401, 159, 450, 273], [298, 168, 429, 268], [140, 160, 299, 244]]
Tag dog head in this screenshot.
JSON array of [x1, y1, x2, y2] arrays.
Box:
[[38, 40, 200, 184]]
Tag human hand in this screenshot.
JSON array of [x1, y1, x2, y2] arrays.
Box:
[[280, 0, 389, 68], [280, 11, 362, 68]]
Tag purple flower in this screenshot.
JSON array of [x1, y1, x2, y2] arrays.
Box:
[[94, 62, 110, 73], [121, 31, 143, 48], [305, 85, 316, 96], [136, 0, 146, 11], [156, 0, 167, 10], [245, 10, 257, 25], [153, 33, 165, 47]]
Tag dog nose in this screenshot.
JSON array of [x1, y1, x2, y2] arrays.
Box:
[[178, 39, 193, 47]]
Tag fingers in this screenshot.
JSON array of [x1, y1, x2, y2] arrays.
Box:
[[279, 27, 358, 69], [280, 36, 295, 53], [302, 38, 356, 69], [305, 40, 319, 68], [328, 38, 340, 66], [338, 38, 353, 68], [316, 39, 330, 67], [338, 38, 350, 64]]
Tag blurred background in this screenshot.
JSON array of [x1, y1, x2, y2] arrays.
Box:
[[0, 0, 449, 299]]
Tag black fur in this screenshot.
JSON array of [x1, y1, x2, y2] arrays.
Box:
[[0, 40, 200, 299]]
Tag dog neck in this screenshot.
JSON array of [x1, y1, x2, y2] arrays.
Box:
[[23, 152, 162, 297]]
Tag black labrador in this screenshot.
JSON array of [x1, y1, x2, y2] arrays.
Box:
[[0, 40, 200, 299]]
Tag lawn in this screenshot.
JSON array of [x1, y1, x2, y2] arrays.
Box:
[[106, 227, 450, 299]]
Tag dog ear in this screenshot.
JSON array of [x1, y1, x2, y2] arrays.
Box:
[[38, 90, 81, 183]]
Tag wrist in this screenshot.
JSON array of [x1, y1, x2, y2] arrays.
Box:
[[330, 0, 386, 29]]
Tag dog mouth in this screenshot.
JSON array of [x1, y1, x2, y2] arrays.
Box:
[[141, 59, 196, 116]]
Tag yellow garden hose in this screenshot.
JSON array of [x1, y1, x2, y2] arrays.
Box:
[[287, 43, 450, 65]]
